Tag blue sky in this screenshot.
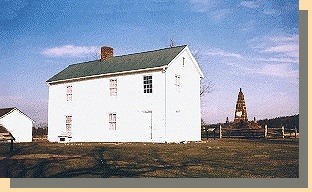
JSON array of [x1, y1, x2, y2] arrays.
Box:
[[0, 0, 299, 125]]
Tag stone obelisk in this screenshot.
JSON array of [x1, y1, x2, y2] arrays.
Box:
[[234, 88, 248, 123]]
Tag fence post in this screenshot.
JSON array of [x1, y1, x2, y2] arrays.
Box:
[[281, 126, 285, 138], [264, 125, 267, 138], [10, 139, 14, 156], [295, 127, 297, 138], [213, 128, 216, 140], [219, 125, 222, 138]]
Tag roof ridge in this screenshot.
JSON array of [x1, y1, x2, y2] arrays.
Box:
[[0, 107, 15, 110], [116, 45, 187, 58], [68, 45, 187, 67], [68, 59, 100, 67], [47, 45, 188, 83]]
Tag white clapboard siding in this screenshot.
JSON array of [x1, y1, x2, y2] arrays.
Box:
[[48, 45, 203, 143]]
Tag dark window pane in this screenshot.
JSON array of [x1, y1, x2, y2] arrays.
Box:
[[143, 75, 152, 93]]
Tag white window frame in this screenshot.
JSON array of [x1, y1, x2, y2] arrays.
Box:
[[109, 113, 116, 130], [175, 75, 181, 92], [143, 75, 152, 93], [66, 85, 72, 101], [65, 115, 72, 133], [109, 79, 117, 96]]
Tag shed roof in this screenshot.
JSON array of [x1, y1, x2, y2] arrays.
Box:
[[0, 107, 34, 122], [47, 45, 187, 83], [0, 108, 15, 118]]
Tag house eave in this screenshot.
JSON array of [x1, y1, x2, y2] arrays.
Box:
[[47, 66, 167, 85]]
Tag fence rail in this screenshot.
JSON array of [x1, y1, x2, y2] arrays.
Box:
[[202, 125, 298, 139], [0, 132, 15, 155]]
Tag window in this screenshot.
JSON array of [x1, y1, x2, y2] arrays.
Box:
[[66, 115, 72, 133], [109, 79, 117, 96], [66, 85, 72, 101], [109, 113, 116, 130], [175, 75, 181, 92], [143, 75, 152, 93]]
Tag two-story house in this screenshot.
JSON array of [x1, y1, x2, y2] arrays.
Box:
[[47, 45, 204, 143]]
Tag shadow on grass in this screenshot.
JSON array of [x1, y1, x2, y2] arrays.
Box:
[[0, 140, 299, 178], [49, 148, 140, 178], [0, 145, 137, 178], [1, 146, 206, 178], [48, 148, 200, 178]]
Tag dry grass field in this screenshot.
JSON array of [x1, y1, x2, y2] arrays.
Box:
[[0, 138, 299, 178]]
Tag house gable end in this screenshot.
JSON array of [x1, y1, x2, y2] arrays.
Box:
[[166, 46, 204, 78], [0, 108, 34, 123]]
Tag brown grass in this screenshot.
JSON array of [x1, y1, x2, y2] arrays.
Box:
[[0, 138, 299, 178]]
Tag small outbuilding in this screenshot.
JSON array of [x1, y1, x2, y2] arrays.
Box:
[[0, 107, 34, 142]]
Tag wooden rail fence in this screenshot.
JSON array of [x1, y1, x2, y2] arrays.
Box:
[[202, 125, 298, 139], [0, 132, 15, 155]]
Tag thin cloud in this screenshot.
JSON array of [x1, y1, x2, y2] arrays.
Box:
[[250, 33, 299, 58], [251, 57, 298, 63], [188, 0, 233, 21], [222, 32, 299, 80], [263, 9, 280, 15], [263, 44, 298, 57], [189, 0, 219, 12], [42, 45, 99, 57], [268, 35, 298, 43], [203, 48, 243, 59], [227, 62, 298, 79], [257, 63, 298, 78], [240, 1, 260, 9], [241, 20, 256, 31], [210, 8, 232, 21]]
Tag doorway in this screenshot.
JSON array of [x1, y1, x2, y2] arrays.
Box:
[[142, 111, 152, 140]]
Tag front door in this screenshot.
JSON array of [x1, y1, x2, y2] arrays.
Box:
[[142, 111, 152, 141]]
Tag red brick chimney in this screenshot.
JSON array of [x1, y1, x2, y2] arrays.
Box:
[[101, 46, 113, 61]]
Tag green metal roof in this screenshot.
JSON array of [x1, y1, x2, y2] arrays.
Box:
[[47, 45, 187, 83]]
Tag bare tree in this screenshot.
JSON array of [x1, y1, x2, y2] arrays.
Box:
[[88, 51, 100, 60], [200, 81, 214, 97], [193, 50, 215, 97]]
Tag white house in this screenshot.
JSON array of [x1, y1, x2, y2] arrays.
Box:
[[47, 45, 204, 143], [0, 107, 34, 142]]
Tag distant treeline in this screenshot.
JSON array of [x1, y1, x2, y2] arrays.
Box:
[[257, 114, 299, 131], [32, 126, 48, 136], [205, 114, 299, 131]]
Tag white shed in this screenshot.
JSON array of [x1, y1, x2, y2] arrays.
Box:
[[47, 45, 204, 143], [0, 108, 34, 142]]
